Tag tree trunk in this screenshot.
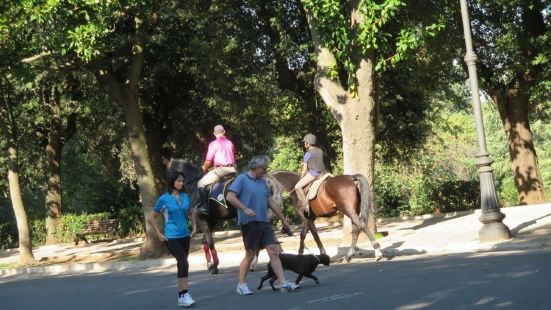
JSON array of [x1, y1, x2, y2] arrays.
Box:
[[7, 138, 36, 265], [304, 7, 378, 238], [491, 88, 547, 204], [342, 57, 378, 233], [92, 15, 165, 258], [44, 87, 63, 245], [122, 93, 165, 258], [45, 122, 62, 244], [1, 79, 36, 265]]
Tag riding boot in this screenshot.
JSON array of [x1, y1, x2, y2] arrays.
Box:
[[196, 187, 210, 216], [302, 203, 310, 218], [298, 199, 310, 218]]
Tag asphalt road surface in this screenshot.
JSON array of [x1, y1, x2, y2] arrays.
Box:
[[2, 249, 551, 310]]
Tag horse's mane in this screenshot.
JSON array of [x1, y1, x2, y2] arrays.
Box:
[[264, 173, 285, 209]]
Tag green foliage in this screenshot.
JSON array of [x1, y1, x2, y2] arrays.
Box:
[[269, 136, 303, 173], [0, 221, 17, 249], [302, 0, 444, 90], [54, 212, 110, 244], [115, 202, 145, 237], [31, 218, 46, 246]]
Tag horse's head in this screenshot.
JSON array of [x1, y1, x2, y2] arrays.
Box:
[[167, 158, 203, 200]]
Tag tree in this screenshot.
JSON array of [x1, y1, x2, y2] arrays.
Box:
[[467, 1, 550, 204], [300, 0, 442, 231], [0, 0, 37, 265], [0, 77, 37, 265], [20, 1, 170, 256]]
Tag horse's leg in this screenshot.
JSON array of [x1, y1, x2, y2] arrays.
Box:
[[296, 204, 310, 254], [208, 220, 220, 273], [307, 216, 325, 255], [197, 218, 219, 274], [345, 209, 382, 261], [250, 249, 260, 271], [201, 236, 212, 265], [345, 224, 361, 263], [362, 225, 383, 261], [298, 223, 308, 255]]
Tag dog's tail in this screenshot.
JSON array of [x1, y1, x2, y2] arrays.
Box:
[[353, 174, 372, 232]]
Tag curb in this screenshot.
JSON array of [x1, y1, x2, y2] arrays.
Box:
[[3, 239, 549, 278]]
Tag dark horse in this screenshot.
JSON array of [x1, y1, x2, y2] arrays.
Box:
[[268, 170, 383, 262], [168, 158, 235, 274], [168, 159, 288, 274]]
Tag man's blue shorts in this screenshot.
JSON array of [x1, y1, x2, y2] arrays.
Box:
[[240, 221, 277, 251]]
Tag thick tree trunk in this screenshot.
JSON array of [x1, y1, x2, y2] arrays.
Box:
[[92, 15, 165, 258], [492, 89, 547, 204], [45, 121, 62, 244], [1, 79, 36, 265], [7, 143, 36, 265], [305, 7, 378, 238], [342, 57, 378, 233], [44, 87, 63, 245], [122, 94, 164, 258]]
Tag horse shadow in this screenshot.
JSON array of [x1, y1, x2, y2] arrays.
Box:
[[329, 240, 427, 263]]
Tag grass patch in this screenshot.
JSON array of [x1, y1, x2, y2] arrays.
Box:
[[0, 262, 17, 270], [375, 231, 388, 239], [121, 254, 140, 261]]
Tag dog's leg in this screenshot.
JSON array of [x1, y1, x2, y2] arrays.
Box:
[[295, 274, 304, 285], [269, 277, 277, 291], [257, 274, 270, 290]]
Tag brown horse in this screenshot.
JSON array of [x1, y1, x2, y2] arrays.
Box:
[[268, 170, 383, 262]]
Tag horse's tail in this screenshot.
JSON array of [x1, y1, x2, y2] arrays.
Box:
[[353, 174, 372, 231]]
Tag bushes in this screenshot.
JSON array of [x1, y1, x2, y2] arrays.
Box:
[[433, 180, 480, 213], [54, 213, 112, 244], [115, 203, 145, 237], [0, 222, 17, 249]]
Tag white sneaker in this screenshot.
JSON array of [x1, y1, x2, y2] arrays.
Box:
[[236, 283, 253, 295], [280, 281, 300, 292], [178, 292, 195, 307]]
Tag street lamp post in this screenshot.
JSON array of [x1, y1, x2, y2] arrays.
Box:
[[459, 0, 511, 242]]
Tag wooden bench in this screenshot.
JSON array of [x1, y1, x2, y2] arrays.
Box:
[[75, 219, 120, 245]]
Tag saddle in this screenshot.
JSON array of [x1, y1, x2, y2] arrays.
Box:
[[195, 173, 235, 216], [305, 172, 333, 200], [207, 174, 235, 208]]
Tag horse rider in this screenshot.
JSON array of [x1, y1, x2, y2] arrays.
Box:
[[294, 133, 326, 216], [196, 125, 237, 214]]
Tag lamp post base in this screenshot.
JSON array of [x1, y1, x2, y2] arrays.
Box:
[[479, 213, 511, 243]]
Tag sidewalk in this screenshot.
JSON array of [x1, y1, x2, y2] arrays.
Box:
[[1, 203, 550, 277]]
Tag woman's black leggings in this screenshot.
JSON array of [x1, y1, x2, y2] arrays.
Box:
[[166, 237, 191, 278]]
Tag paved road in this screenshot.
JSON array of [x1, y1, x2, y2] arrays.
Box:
[[2, 249, 551, 310]]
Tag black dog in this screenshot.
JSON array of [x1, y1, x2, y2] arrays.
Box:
[[257, 253, 331, 290]]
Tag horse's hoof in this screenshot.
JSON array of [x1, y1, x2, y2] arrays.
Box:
[[374, 250, 383, 261]]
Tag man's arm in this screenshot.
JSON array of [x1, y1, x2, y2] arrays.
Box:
[[226, 191, 256, 217], [268, 197, 293, 236], [201, 160, 212, 172]]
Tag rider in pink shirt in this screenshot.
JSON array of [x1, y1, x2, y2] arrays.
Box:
[[198, 125, 237, 188]]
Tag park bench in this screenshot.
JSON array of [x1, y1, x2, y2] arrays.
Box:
[[74, 219, 120, 245]]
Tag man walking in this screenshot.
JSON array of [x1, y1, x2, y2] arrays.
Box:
[[226, 155, 300, 295]]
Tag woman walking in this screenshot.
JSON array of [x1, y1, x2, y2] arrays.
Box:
[[148, 170, 197, 307]]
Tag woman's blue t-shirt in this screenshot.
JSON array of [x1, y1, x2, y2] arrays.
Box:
[[153, 192, 191, 239]]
